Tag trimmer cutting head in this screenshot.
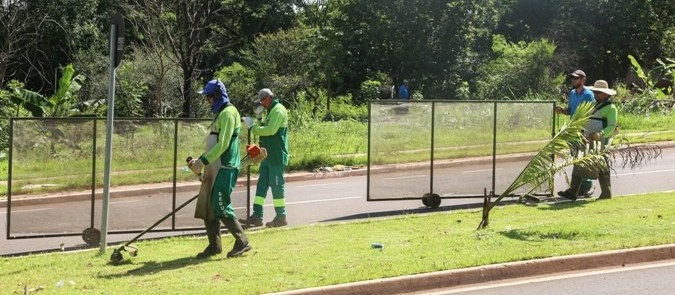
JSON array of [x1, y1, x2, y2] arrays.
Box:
[[109, 245, 138, 265]]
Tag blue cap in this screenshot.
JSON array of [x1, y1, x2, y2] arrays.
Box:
[[199, 79, 229, 98], [199, 79, 230, 113]]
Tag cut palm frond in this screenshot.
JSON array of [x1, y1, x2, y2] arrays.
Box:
[[477, 102, 661, 229]]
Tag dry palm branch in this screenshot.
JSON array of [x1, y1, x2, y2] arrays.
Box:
[[477, 102, 662, 229]]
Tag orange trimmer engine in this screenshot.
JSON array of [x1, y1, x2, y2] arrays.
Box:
[[242, 144, 267, 166], [246, 144, 261, 158]]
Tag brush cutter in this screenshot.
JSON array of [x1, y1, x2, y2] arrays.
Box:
[[109, 157, 199, 265]]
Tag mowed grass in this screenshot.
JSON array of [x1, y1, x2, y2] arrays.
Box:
[[1, 192, 673, 294]]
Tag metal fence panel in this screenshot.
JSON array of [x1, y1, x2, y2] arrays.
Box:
[[494, 102, 555, 196], [368, 102, 432, 200], [8, 117, 250, 240], [432, 102, 495, 197], [368, 100, 554, 201]]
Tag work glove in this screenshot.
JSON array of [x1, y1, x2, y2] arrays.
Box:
[[254, 106, 265, 119], [253, 147, 268, 165], [188, 158, 205, 175], [242, 116, 254, 129]]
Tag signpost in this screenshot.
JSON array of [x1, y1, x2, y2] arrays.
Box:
[[99, 13, 125, 254]]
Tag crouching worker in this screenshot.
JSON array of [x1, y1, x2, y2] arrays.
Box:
[[189, 79, 251, 258], [559, 80, 618, 201]]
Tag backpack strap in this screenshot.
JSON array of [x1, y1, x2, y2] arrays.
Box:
[[590, 101, 612, 127]]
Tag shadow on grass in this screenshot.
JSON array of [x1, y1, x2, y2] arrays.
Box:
[[532, 198, 591, 211], [320, 199, 520, 222], [98, 256, 212, 278], [500, 229, 582, 241]]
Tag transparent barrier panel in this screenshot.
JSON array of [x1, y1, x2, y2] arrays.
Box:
[[494, 102, 554, 196], [8, 118, 249, 238], [368, 102, 432, 200], [433, 102, 495, 196], [9, 118, 95, 236], [367, 101, 554, 201]]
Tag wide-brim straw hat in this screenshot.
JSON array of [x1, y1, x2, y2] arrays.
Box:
[[589, 80, 617, 96]]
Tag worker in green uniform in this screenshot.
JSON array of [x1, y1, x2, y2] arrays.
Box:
[[240, 88, 290, 228], [559, 80, 618, 201], [189, 79, 251, 258]]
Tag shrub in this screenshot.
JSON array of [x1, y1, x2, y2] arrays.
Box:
[[355, 80, 381, 105], [475, 35, 559, 100], [325, 94, 368, 122]]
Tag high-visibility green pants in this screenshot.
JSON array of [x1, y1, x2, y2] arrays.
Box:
[[252, 161, 286, 219], [211, 168, 238, 219]]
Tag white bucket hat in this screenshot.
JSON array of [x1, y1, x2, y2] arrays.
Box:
[[589, 80, 617, 96]]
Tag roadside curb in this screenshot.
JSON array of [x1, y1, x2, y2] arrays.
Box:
[[271, 244, 675, 295]]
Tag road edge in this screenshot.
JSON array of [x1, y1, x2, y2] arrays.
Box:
[[270, 244, 675, 295]]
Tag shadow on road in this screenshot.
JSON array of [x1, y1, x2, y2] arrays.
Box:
[[320, 199, 521, 223]]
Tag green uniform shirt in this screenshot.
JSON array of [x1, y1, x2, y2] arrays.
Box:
[[251, 99, 289, 166], [586, 100, 618, 139], [199, 105, 241, 168]]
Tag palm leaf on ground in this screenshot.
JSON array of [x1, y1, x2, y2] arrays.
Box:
[[478, 101, 663, 229]]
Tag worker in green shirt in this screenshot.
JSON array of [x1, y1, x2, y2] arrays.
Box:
[[240, 88, 290, 228], [559, 80, 618, 201], [189, 79, 251, 258]]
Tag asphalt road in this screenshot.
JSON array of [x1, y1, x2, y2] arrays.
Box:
[[2, 146, 674, 256], [426, 260, 675, 295]]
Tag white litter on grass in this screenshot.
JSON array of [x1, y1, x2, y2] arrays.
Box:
[[22, 184, 59, 189], [55, 280, 75, 287]]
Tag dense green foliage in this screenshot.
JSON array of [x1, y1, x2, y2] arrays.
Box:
[[1, 0, 674, 156]]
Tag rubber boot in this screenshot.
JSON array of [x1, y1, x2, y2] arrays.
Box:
[[598, 173, 612, 200], [557, 175, 582, 201], [265, 216, 288, 228], [196, 219, 222, 259], [221, 218, 252, 258], [578, 178, 594, 197]]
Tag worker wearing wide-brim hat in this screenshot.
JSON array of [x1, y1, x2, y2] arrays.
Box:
[[565, 80, 618, 201]]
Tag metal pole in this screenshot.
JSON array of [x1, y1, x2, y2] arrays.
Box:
[[99, 23, 117, 254]]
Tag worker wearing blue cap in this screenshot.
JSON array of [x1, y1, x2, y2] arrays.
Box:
[[189, 79, 252, 258]]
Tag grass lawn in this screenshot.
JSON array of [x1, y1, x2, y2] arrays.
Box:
[[1, 192, 674, 294]]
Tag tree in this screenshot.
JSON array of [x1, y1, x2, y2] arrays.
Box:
[[3, 0, 108, 94], [496, 0, 675, 83], [321, 0, 502, 99], [475, 36, 559, 100], [122, 0, 300, 118], [244, 27, 326, 117], [0, 0, 37, 87]]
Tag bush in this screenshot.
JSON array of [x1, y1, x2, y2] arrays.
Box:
[[475, 35, 559, 100], [325, 94, 368, 122], [355, 80, 381, 105], [214, 62, 257, 116]]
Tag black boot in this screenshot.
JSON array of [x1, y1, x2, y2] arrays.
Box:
[[598, 173, 612, 200], [557, 175, 583, 201], [196, 219, 222, 259], [221, 218, 252, 258]]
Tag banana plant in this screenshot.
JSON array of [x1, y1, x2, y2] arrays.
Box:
[[477, 102, 660, 229], [8, 64, 86, 117], [628, 54, 674, 99]]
